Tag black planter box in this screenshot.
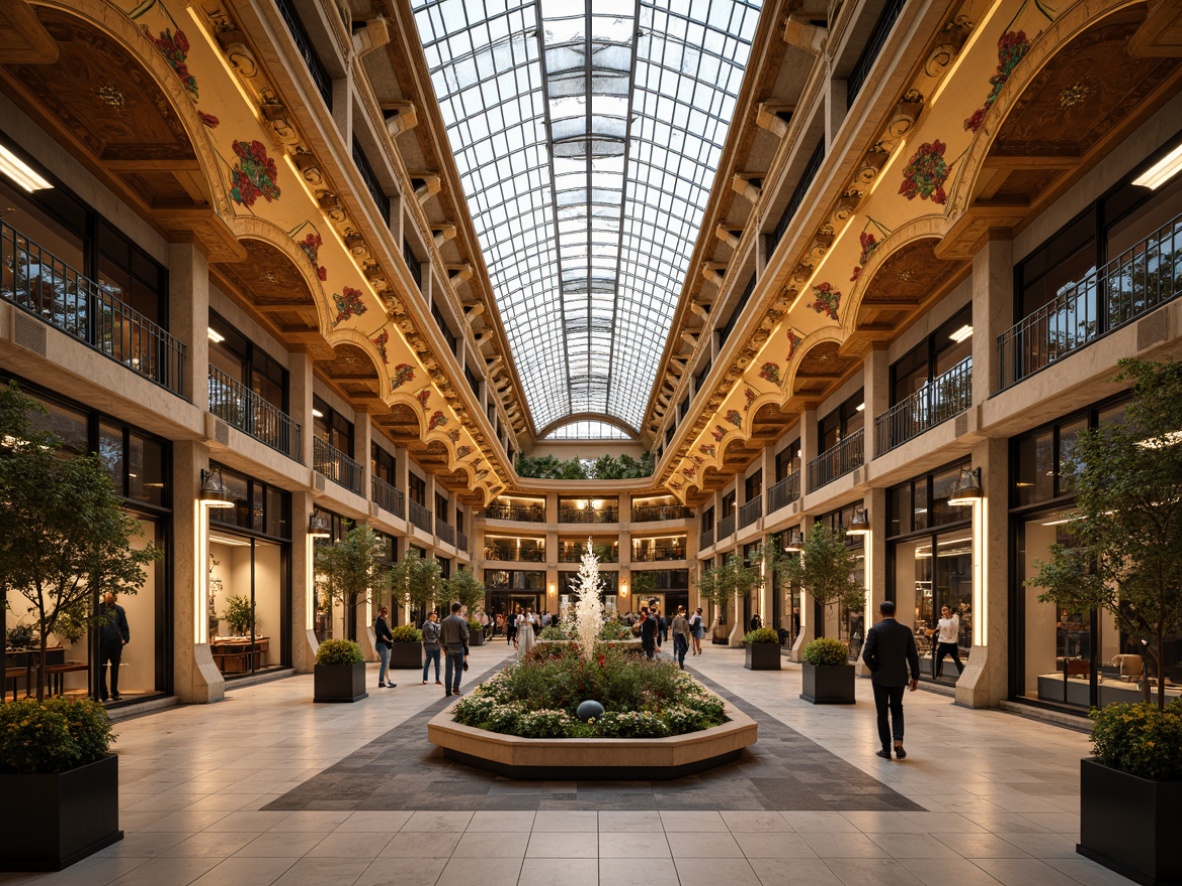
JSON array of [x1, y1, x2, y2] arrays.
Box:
[[800, 662, 855, 704], [1078, 757, 1182, 886], [0, 755, 122, 871], [744, 642, 781, 670], [313, 662, 368, 703], [390, 643, 424, 669], [469, 632, 485, 647]]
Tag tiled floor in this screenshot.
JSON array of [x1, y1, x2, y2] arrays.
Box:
[[0, 643, 1131, 886]]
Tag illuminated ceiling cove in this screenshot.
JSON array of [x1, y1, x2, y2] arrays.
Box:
[[411, 0, 762, 434]]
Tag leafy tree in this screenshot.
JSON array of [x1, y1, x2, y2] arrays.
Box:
[[0, 383, 160, 700], [443, 567, 485, 615], [514, 451, 654, 480], [777, 523, 865, 639], [314, 521, 382, 641], [696, 552, 762, 628], [1029, 358, 1182, 709], [387, 548, 442, 626], [631, 570, 658, 602]]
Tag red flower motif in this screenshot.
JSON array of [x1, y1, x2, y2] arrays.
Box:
[[229, 140, 280, 208], [964, 31, 1030, 133], [198, 111, 219, 129], [899, 140, 949, 204]]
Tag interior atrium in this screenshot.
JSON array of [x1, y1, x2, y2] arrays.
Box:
[[1, 0, 1181, 880]]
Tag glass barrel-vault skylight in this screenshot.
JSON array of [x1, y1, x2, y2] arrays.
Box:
[[542, 420, 632, 440], [411, 0, 761, 433]]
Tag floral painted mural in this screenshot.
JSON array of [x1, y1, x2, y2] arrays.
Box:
[[229, 139, 280, 208], [331, 286, 366, 324]]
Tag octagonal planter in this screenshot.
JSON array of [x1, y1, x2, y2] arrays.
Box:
[[744, 642, 781, 670], [800, 662, 855, 704], [313, 662, 367, 703]]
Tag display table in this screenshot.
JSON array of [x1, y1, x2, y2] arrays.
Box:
[[210, 637, 269, 674]]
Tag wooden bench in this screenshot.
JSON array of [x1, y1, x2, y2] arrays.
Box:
[[45, 662, 88, 696]]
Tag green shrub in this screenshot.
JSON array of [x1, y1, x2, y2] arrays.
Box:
[[599, 620, 633, 641], [744, 627, 780, 644], [390, 625, 422, 643], [6, 623, 34, 650], [802, 637, 850, 666], [467, 618, 482, 634], [0, 697, 114, 774], [538, 625, 567, 640], [1089, 701, 1182, 780], [315, 639, 364, 665]]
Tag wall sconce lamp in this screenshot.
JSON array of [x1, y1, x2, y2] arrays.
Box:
[[620, 581, 629, 597], [785, 528, 804, 552], [308, 513, 331, 539], [847, 508, 870, 535], [200, 467, 234, 508], [949, 466, 983, 506], [548, 583, 557, 597]]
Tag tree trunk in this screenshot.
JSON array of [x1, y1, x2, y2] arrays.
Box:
[[1158, 623, 1167, 711], [37, 630, 47, 701]]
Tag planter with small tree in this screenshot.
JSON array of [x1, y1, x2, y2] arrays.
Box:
[[743, 627, 782, 670], [314, 522, 382, 644], [387, 549, 442, 630], [444, 568, 486, 645], [800, 638, 856, 704], [313, 639, 367, 703], [697, 554, 761, 646], [221, 594, 258, 637], [1028, 359, 1182, 886], [388, 625, 423, 669]]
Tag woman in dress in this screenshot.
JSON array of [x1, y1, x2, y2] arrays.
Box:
[[516, 607, 537, 659]]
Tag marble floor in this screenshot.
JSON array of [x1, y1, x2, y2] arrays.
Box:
[[0, 642, 1130, 886]]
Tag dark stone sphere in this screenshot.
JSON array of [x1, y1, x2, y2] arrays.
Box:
[[576, 700, 605, 722]]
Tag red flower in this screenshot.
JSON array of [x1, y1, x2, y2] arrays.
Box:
[[963, 107, 987, 133], [173, 29, 190, 53], [198, 111, 219, 129]]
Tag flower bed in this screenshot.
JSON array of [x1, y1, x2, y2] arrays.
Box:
[[452, 644, 726, 739]]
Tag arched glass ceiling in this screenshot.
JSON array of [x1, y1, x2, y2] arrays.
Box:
[[542, 420, 632, 440], [411, 0, 762, 432]]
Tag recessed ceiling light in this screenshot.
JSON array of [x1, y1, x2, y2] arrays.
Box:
[[312, 408, 325, 419], [207, 327, 225, 344], [1134, 143, 1182, 190], [0, 142, 52, 192], [949, 324, 973, 343]]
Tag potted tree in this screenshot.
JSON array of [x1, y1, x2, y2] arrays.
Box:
[[221, 594, 258, 637], [697, 555, 759, 645], [0, 383, 157, 868], [386, 550, 440, 668], [780, 524, 864, 704], [313, 639, 367, 703], [743, 627, 782, 670], [444, 568, 486, 645], [314, 522, 381, 642], [1029, 359, 1182, 886]]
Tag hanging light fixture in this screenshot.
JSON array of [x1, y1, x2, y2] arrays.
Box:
[[949, 466, 983, 506], [847, 508, 870, 535], [785, 528, 804, 552], [308, 513, 331, 538], [199, 467, 234, 508]]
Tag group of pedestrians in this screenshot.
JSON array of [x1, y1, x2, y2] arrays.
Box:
[[373, 602, 471, 697]]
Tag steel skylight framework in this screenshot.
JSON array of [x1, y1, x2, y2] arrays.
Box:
[[411, 0, 761, 434]]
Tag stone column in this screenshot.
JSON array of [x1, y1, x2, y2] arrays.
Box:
[[788, 513, 816, 662], [289, 351, 314, 468], [291, 490, 318, 673], [972, 237, 1013, 406], [173, 440, 225, 703], [863, 346, 889, 461], [169, 243, 209, 411], [856, 486, 888, 678]]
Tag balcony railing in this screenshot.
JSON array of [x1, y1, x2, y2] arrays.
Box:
[[631, 504, 692, 522], [998, 210, 1182, 390], [558, 547, 618, 564], [717, 512, 736, 541], [700, 527, 715, 550], [456, 530, 468, 554], [275, 0, 332, 109], [767, 471, 801, 514], [875, 356, 972, 455], [408, 498, 433, 534], [485, 501, 546, 522], [2, 220, 187, 398], [738, 496, 763, 529], [558, 506, 619, 524], [313, 437, 362, 494], [485, 546, 546, 563], [846, 0, 908, 106], [770, 140, 825, 251], [808, 428, 865, 490], [632, 545, 686, 562], [371, 476, 405, 519], [208, 367, 301, 461], [437, 520, 455, 547]]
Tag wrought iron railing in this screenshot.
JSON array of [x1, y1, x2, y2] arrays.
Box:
[[847, 0, 908, 105], [717, 512, 736, 541], [998, 210, 1182, 390], [2, 220, 187, 397], [631, 504, 693, 522], [484, 501, 546, 522], [484, 546, 545, 562], [875, 356, 972, 455], [558, 506, 619, 524], [437, 520, 455, 547], [808, 428, 865, 489], [738, 496, 763, 529], [408, 498, 433, 533], [767, 471, 801, 513], [699, 527, 715, 550], [313, 437, 362, 494], [274, 0, 333, 109], [456, 530, 468, 553], [632, 545, 686, 562], [371, 476, 405, 519], [208, 367, 301, 460], [558, 546, 618, 563], [352, 138, 390, 221], [770, 140, 826, 250]]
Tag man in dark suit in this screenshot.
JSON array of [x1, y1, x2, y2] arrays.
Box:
[[861, 599, 920, 760], [99, 591, 130, 702], [639, 606, 658, 659]]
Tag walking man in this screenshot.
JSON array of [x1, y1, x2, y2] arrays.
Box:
[[374, 606, 396, 689], [861, 599, 920, 760], [505, 608, 518, 647], [421, 610, 442, 685], [639, 606, 658, 660], [440, 601, 469, 697], [99, 591, 130, 702], [670, 606, 691, 670]]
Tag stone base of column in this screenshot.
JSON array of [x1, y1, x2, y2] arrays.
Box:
[[177, 644, 225, 704], [955, 645, 1006, 708]]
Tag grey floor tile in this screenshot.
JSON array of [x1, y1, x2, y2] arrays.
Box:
[[666, 831, 744, 858], [189, 856, 298, 886], [823, 858, 927, 886], [519, 858, 598, 886], [599, 831, 671, 859], [232, 832, 328, 858], [356, 856, 445, 886], [450, 831, 529, 858], [304, 830, 391, 858], [722, 811, 794, 833], [675, 857, 762, 886], [598, 857, 680, 886], [435, 856, 521, 886], [378, 831, 461, 858], [1044, 858, 1142, 886], [659, 811, 728, 831], [271, 857, 370, 886], [896, 858, 1008, 886], [466, 811, 535, 832], [748, 857, 844, 886], [970, 858, 1086, 886], [931, 832, 1029, 859], [799, 832, 891, 859], [526, 832, 598, 858], [530, 811, 598, 832], [733, 832, 818, 859]]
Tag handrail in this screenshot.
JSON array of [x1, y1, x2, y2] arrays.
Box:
[[485, 501, 546, 522], [274, 0, 332, 109], [456, 530, 468, 553], [485, 546, 546, 562], [717, 512, 737, 541], [700, 527, 715, 550], [208, 366, 302, 461], [558, 507, 620, 524], [312, 437, 362, 494], [436, 521, 455, 547], [738, 496, 763, 529], [631, 504, 692, 522], [371, 475, 405, 519], [1, 220, 187, 398], [766, 471, 801, 514], [808, 428, 865, 489], [408, 498, 433, 533], [631, 544, 687, 562], [875, 356, 972, 455], [847, 0, 908, 106], [998, 210, 1182, 389]]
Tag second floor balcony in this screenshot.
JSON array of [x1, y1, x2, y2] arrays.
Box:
[[313, 437, 362, 494], [484, 500, 546, 522], [437, 520, 455, 547], [738, 496, 762, 530], [558, 504, 620, 524], [2, 220, 187, 398], [631, 503, 693, 522], [699, 526, 715, 550], [717, 511, 736, 541], [875, 357, 972, 456], [631, 541, 686, 562], [408, 498, 433, 534], [209, 367, 301, 461], [484, 543, 546, 563], [808, 428, 865, 490], [558, 542, 618, 563], [371, 476, 405, 519], [767, 470, 801, 514]]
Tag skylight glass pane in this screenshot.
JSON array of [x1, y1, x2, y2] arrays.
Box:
[[411, 0, 760, 433]]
